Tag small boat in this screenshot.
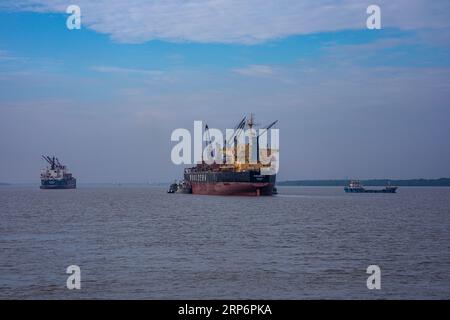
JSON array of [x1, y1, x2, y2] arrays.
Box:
[[167, 180, 192, 194], [167, 181, 178, 193], [344, 180, 397, 193]]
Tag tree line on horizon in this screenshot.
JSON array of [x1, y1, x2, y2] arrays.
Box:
[[278, 178, 450, 187]]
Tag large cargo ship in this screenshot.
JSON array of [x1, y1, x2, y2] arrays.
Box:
[[40, 156, 76, 189], [181, 115, 278, 196]]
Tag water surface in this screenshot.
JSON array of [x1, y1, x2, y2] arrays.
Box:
[[1, 186, 449, 299]]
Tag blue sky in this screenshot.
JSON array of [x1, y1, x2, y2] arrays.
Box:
[[1, 1, 450, 183]]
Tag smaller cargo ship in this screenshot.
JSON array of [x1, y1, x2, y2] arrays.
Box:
[[40, 155, 76, 189], [344, 180, 397, 193]]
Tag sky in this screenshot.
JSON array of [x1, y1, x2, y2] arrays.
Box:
[[0, 0, 450, 183]]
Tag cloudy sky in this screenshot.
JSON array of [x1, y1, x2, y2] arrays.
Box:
[[1, 0, 450, 183]]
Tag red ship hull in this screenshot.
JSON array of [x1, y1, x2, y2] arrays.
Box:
[[191, 182, 274, 196]]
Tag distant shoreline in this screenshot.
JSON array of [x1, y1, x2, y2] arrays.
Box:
[[278, 178, 450, 187]]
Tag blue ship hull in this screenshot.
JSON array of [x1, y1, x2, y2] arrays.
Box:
[[40, 178, 76, 189], [344, 186, 397, 193]]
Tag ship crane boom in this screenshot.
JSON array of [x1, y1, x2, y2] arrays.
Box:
[[43, 155, 57, 169], [227, 116, 246, 163], [42, 155, 52, 166], [256, 120, 278, 163], [228, 116, 246, 143]]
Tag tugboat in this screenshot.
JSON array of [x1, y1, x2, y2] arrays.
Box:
[[344, 180, 397, 193], [167, 180, 192, 194], [40, 155, 76, 189], [167, 181, 177, 193]]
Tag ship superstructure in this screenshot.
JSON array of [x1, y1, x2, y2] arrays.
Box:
[[40, 155, 76, 189], [344, 180, 397, 193], [182, 115, 278, 196]]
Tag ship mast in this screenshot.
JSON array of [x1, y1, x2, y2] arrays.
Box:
[[247, 114, 255, 164], [247, 113, 254, 129]]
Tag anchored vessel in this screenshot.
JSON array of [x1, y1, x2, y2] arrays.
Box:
[[179, 115, 278, 196], [40, 156, 76, 189], [344, 180, 397, 193], [167, 180, 192, 194]]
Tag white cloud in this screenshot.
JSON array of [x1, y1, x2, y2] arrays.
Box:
[[232, 65, 275, 77], [0, 49, 26, 62], [2, 0, 450, 44], [92, 65, 163, 76]]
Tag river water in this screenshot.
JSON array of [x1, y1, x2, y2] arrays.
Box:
[[1, 186, 449, 299]]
